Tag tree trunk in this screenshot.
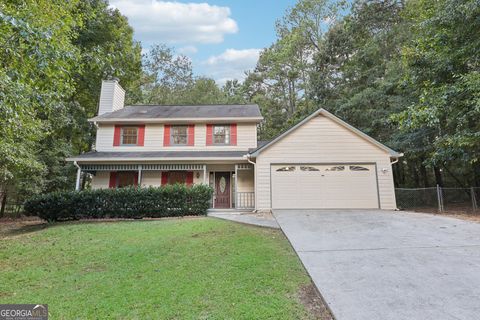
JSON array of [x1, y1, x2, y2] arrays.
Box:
[[433, 166, 444, 187], [473, 162, 480, 187], [0, 191, 7, 218], [419, 157, 429, 187], [411, 161, 420, 187]]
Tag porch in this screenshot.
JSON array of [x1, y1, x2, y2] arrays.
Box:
[[77, 162, 255, 210]]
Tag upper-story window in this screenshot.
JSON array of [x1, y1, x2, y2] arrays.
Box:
[[213, 125, 230, 145], [171, 126, 188, 145], [121, 127, 138, 145]]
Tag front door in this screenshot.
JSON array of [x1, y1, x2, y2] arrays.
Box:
[[214, 172, 231, 208]]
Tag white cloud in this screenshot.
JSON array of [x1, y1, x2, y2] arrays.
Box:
[[109, 0, 238, 45], [178, 45, 198, 54], [203, 48, 261, 85]]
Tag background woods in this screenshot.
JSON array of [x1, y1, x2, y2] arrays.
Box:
[[1, 0, 479, 215]]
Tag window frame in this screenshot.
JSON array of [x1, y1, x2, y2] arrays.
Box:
[[120, 126, 138, 146], [168, 171, 187, 184], [116, 171, 137, 188], [170, 125, 189, 146], [212, 124, 231, 145]]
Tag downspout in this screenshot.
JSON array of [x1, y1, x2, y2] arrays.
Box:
[[73, 161, 82, 191], [245, 154, 257, 212]]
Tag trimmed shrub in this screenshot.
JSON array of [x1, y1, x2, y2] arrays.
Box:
[[24, 185, 213, 221]]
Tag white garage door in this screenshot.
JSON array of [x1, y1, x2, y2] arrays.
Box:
[[271, 164, 379, 209]]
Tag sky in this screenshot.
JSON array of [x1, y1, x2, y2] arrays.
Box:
[[109, 0, 297, 85]]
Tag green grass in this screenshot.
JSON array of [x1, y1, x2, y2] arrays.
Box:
[[0, 218, 316, 319]]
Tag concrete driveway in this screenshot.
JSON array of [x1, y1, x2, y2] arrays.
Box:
[[273, 210, 480, 320]]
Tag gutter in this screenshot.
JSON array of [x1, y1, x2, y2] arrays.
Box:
[[88, 117, 264, 124], [66, 156, 248, 162], [390, 153, 403, 165], [73, 161, 82, 191]]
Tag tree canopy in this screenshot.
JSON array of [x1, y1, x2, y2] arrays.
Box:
[[1, 0, 479, 209]]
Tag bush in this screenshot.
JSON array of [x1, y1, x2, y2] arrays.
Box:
[[24, 185, 214, 221]]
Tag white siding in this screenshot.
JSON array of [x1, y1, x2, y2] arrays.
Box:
[[237, 170, 254, 192], [141, 171, 161, 187], [255, 114, 397, 210], [91, 171, 110, 189], [95, 123, 257, 151], [92, 170, 206, 189], [98, 80, 125, 115]]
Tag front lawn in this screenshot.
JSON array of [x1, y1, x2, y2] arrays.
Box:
[[0, 218, 328, 319]]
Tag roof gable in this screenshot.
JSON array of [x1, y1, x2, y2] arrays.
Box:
[[249, 108, 402, 157]]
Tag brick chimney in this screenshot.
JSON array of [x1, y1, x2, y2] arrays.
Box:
[[98, 78, 125, 115]]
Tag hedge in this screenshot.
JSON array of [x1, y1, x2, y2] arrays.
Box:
[[24, 184, 214, 221]]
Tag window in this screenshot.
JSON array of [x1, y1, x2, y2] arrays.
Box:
[[213, 125, 230, 145], [350, 165, 370, 171], [171, 126, 188, 145], [121, 127, 138, 145], [325, 165, 345, 171], [117, 172, 137, 188], [300, 166, 319, 171], [168, 171, 187, 184], [276, 166, 295, 172]]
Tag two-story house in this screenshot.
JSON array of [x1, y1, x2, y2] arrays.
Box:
[[68, 80, 402, 211]]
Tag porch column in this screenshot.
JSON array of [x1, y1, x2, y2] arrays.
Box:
[[234, 164, 238, 209], [138, 165, 143, 186], [75, 166, 81, 191], [203, 165, 207, 184]]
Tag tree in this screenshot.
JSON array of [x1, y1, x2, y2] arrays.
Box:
[[0, 0, 81, 201], [394, 0, 480, 186]]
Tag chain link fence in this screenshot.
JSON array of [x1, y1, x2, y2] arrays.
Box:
[[395, 186, 479, 213]]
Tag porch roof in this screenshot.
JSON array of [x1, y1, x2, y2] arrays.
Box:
[[67, 151, 249, 162]]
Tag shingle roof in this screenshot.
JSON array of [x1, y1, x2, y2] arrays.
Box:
[[90, 104, 262, 121], [68, 151, 249, 161]]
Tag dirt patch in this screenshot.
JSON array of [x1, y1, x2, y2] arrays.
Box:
[[0, 217, 47, 238], [407, 209, 480, 223], [422, 211, 480, 223], [299, 283, 334, 320]]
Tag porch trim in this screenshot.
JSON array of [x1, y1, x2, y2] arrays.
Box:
[[81, 163, 204, 171]]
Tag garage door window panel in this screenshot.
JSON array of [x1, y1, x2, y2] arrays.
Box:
[[300, 166, 319, 171], [350, 165, 370, 171], [276, 166, 296, 172], [325, 165, 345, 171]]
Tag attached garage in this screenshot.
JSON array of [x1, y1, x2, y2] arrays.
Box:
[[271, 163, 379, 209], [249, 108, 402, 211]]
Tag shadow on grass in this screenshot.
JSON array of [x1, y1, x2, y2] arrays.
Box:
[[0, 220, 49, 238], [0, 216, 209, 238]]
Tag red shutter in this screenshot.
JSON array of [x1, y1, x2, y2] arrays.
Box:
[[109, 172, 117, 188], [161, 172, 169, 185], [163, 125, 170, 146], [187, 125, 195, 146], [186, 172, 193, 186], [206, 124, 213, 146], [137, 125, 145, 146], [134, 172, 139, 187], [230, 124, 237, 146], [113, 125, 121, 146]]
